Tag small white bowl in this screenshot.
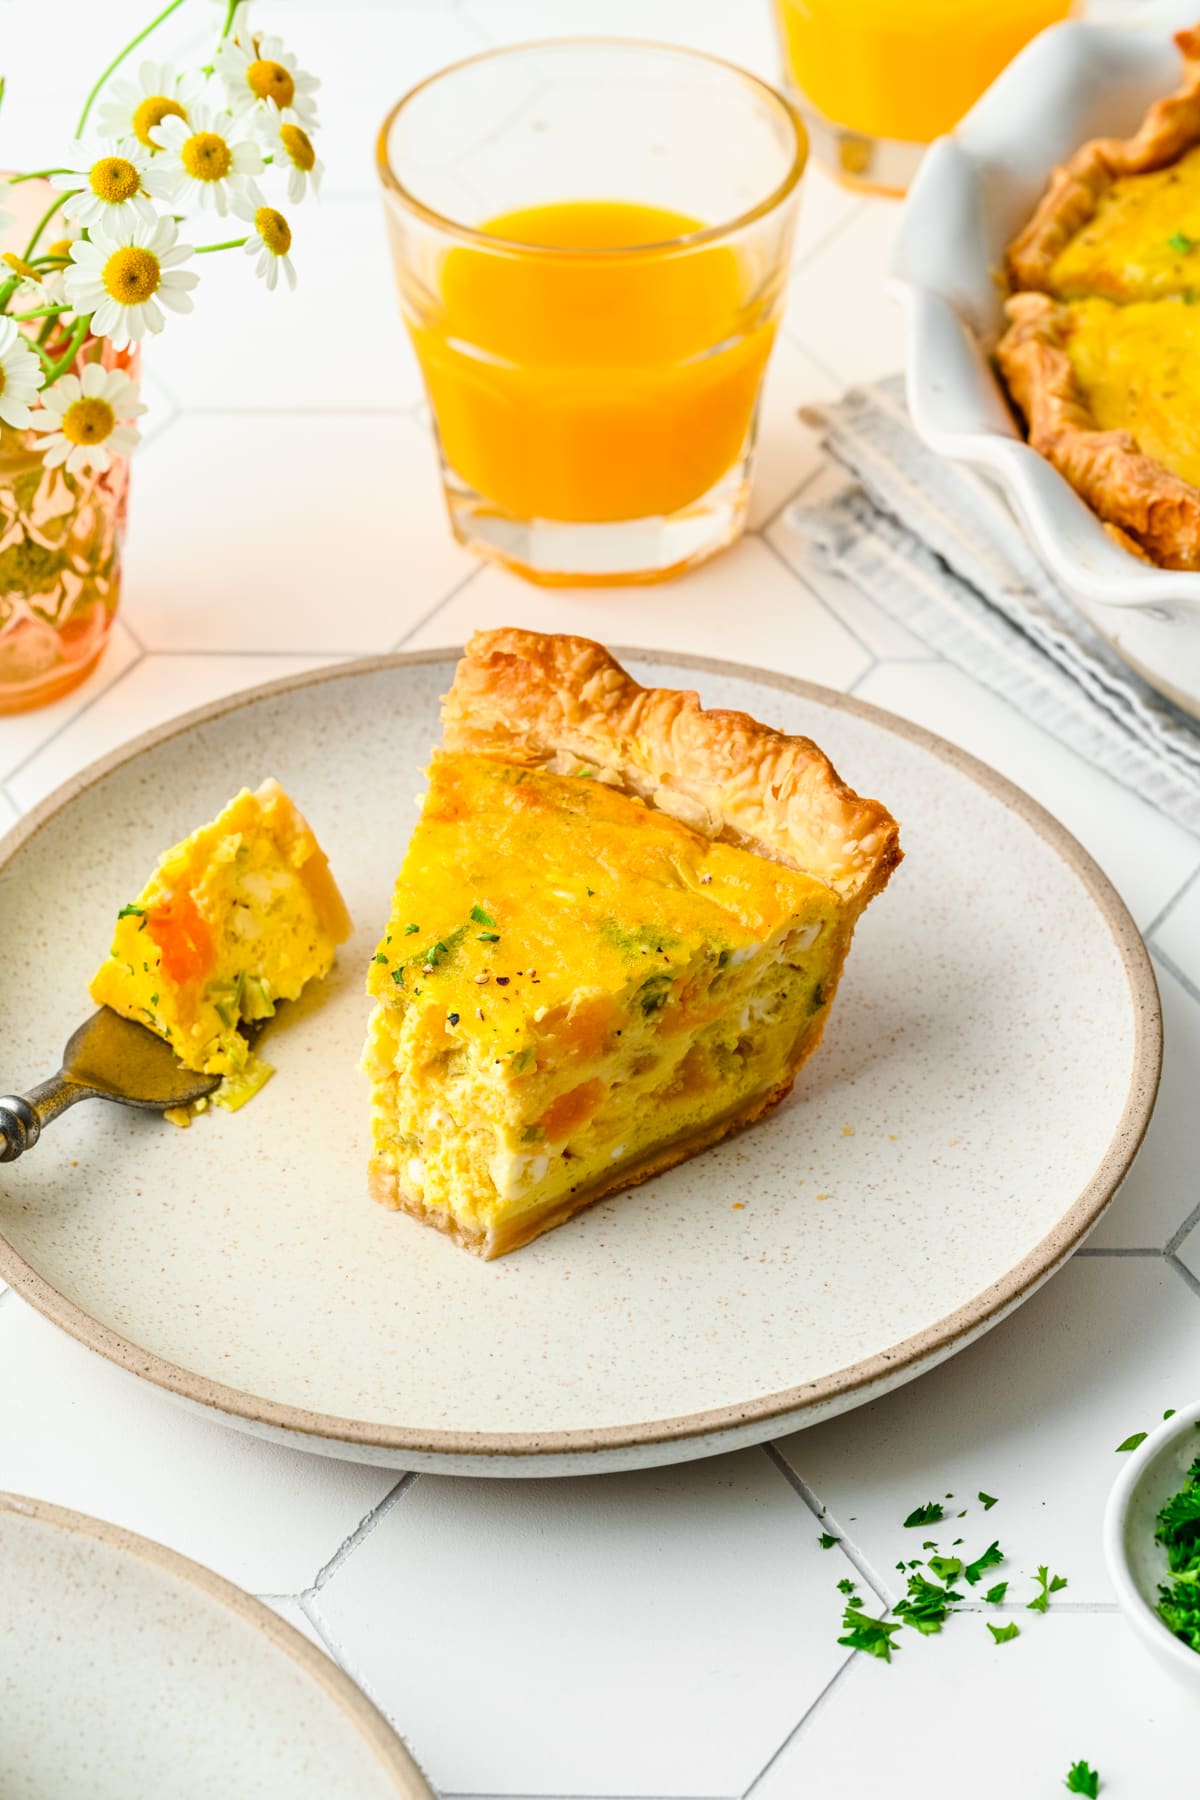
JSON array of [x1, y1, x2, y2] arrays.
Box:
[[1103, 1401, 1200, 1690], [893, 15, 1200, 718]]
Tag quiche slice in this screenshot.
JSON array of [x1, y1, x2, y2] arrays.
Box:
[[91, 780, 351, 1109], [998, 26, 1200, 567], [361, 630, 900, 1259]]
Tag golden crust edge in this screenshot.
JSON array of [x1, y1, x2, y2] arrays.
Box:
[[439, 630, 901, 916], [1006, 25, 1200, 293], [996, 290, 1200, 569], [367, 1070, 803, 1260]]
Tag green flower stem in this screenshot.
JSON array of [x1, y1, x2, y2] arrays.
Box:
[[30, 341, 57, 378], [195, 238, 249, 253], [221, 0, 239, 39], [43, 316, 90, 385], [10, 304, 71, 322], [0, 275, 19, 312], [24, 190, 75, 260], [75, 0, 189, 139], [9, 169, 74, 184]]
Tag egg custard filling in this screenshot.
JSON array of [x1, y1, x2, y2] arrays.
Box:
[[1061, 296, 1200, 487], [361, 631, 901, 1259], [1047, 142, 1200, 304], [91, 780, 351, 1110]]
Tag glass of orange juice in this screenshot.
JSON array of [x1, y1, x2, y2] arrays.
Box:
[[377, 41, 806, 586], [773, 0, 1071, 195]]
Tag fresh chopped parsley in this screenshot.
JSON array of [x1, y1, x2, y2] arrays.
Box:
[[836, 1577, 858, 1596], [404, 923, 419, 935], [1065, 1760, 1100, 1797], [983, 1581, 1009, 1605], [477, 931, 500, 943], [964, 1540, 1004, 1586], [1154, 1450, 1200, 1654], [817, 1531, 839, 1548], [979, 1491, 999, 1510], [903, 1502, 945, 1529], [927, 1555, 962, 1584], [117, 903, 146, 919], [988, 1621, 1020, 1645], [1168, 230, 1196, 255], [390, 968, 404, 986], [373, 952, 389, 964], [1116, 1431, 1148, 1453], [1027, 1564, 1069, 1613], [470, 905, 495, 926], [1165, 1408, 1177, 1420], [894, 1569, 964, 1636], [837, 1604, 903, 1662]]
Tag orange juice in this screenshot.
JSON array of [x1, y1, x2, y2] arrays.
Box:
[[774, 0, 1070, 146], [405, 201, 778, 524]]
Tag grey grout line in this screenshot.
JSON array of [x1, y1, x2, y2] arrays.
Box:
[[301, 1588, 430, 1777], [0, 644, 147, 787], [1074, 1246, 1163, 1257], [1166, 1198, 1200, 1257], [761, 1443, 896, 1608], [790, 197, 870, 279], [756, 527, 878, 669], [391, 562, 486, 652], [1141, 858, 1200, 941], [307, 1472, 418, 1595], [1167, 1252, 1200, 1299], [742, 1650, 859, 1797], [1148, 941, 1200, 1012]]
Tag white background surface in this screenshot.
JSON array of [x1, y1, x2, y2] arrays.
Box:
[[1, 2, 1198, 1795]]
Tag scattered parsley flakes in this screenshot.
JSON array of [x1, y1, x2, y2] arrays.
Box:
[[979, 1491, 999, 1510], [964, 1540, 1004, 1586], [373, 952, 389, 964], [117, 903, 146, 919], [983, 1581, 1009, 1605], [903, 1502, 945, 1528], [470, 904, 495, 926], [818, 1531, 839, 1549], [988, 1621, 1020, 1645], [477, 931, 500, 943], [1168, 230, 1196, 255], [1116, 1431, 1148, 1453], [1154, 1450, 1200, 1654], [837, 1604, 902, 1662], [1028, 1564, 1069, 1613], [1065, 1760, 1100, 1797], [390, 968, 404, 986], [927, 1555, 962, 1584], [1165, 1408, 1177, 1420], [404, 923, 419, 934], [894, 1569, 964, 1636]]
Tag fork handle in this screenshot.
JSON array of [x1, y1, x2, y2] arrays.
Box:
[[0, 1076, 85, 1163]]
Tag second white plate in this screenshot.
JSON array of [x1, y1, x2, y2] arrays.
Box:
[[0, 651, 1160, 1474]]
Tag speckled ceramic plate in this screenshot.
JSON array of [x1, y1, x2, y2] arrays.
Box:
[[0, 651, 1161, 1475], [0, 1491, 430, 1797]]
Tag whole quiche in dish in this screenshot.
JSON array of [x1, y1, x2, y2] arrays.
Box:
[[361, 630, 901, 1259], [999, 25, 1200, 569]]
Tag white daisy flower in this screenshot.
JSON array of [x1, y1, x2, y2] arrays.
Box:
[[52, 143, 158, 233], [214, 19, 319, 131], [65, 214, 197, 350], [32, 363, 145, 476], [1, 254, 55, 314], [0, 317, 45, 429], [95, 60, 205, 153], [233, 197, 296, 290], [260, 108, 322, 204], [145, 100, 264, 217]]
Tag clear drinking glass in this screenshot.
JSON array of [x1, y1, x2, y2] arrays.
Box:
[[377, 40, 806, 586]]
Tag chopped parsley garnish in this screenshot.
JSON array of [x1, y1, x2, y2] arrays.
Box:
[[117, 903, 146, 919], [983, 1581, 1008, 1605], [390, 968, 404, 986], [894, 1569, 964, 1636], [964, 1540, 1004, 1586], [1154, 1450, 1200, 1654], [470, 905, 495, 926], [927, 1555, 961, 1584], [987, 1621, 1020, 1645], [1168, 230, 1196, 255], [1027, 1565, 1068, 1613], [1065, 1760, 1101, 1797], [373, 952, 389, 964], [903, 1502, 945, 1529], [404, 923, 419, 935], [1165, 1408, 1177, 1420], [1116, 1431, 1148, 1453], [836, 1577, 857, 1596], [837, 1603, 902, 1662], [817, 1531, 839, 1549], [979, 1491, 999, 1510], [477, 932, 500, 943]]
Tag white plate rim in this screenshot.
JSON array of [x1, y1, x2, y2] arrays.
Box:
[[0, 647, 1163, 1465], [0, 1488, 432, 1795]]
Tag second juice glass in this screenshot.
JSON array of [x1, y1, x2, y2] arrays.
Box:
[[378, 41, 806, 586]]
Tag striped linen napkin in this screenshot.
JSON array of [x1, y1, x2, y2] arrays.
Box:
[[787, 378, 1200, 839]]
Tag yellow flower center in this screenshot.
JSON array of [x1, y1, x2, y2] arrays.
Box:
[[181, 130, 232, 182], [255, 206, 291, 256], [133, 94, 186, 149], [279, 122, 315, 173], [61, 396, 116, 446], [102, 246, 161, 305], [89, 156, 142, 205], [2, 252, 38, 280], [46, 238, 74, 261], [247, 58, 295, 108]]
